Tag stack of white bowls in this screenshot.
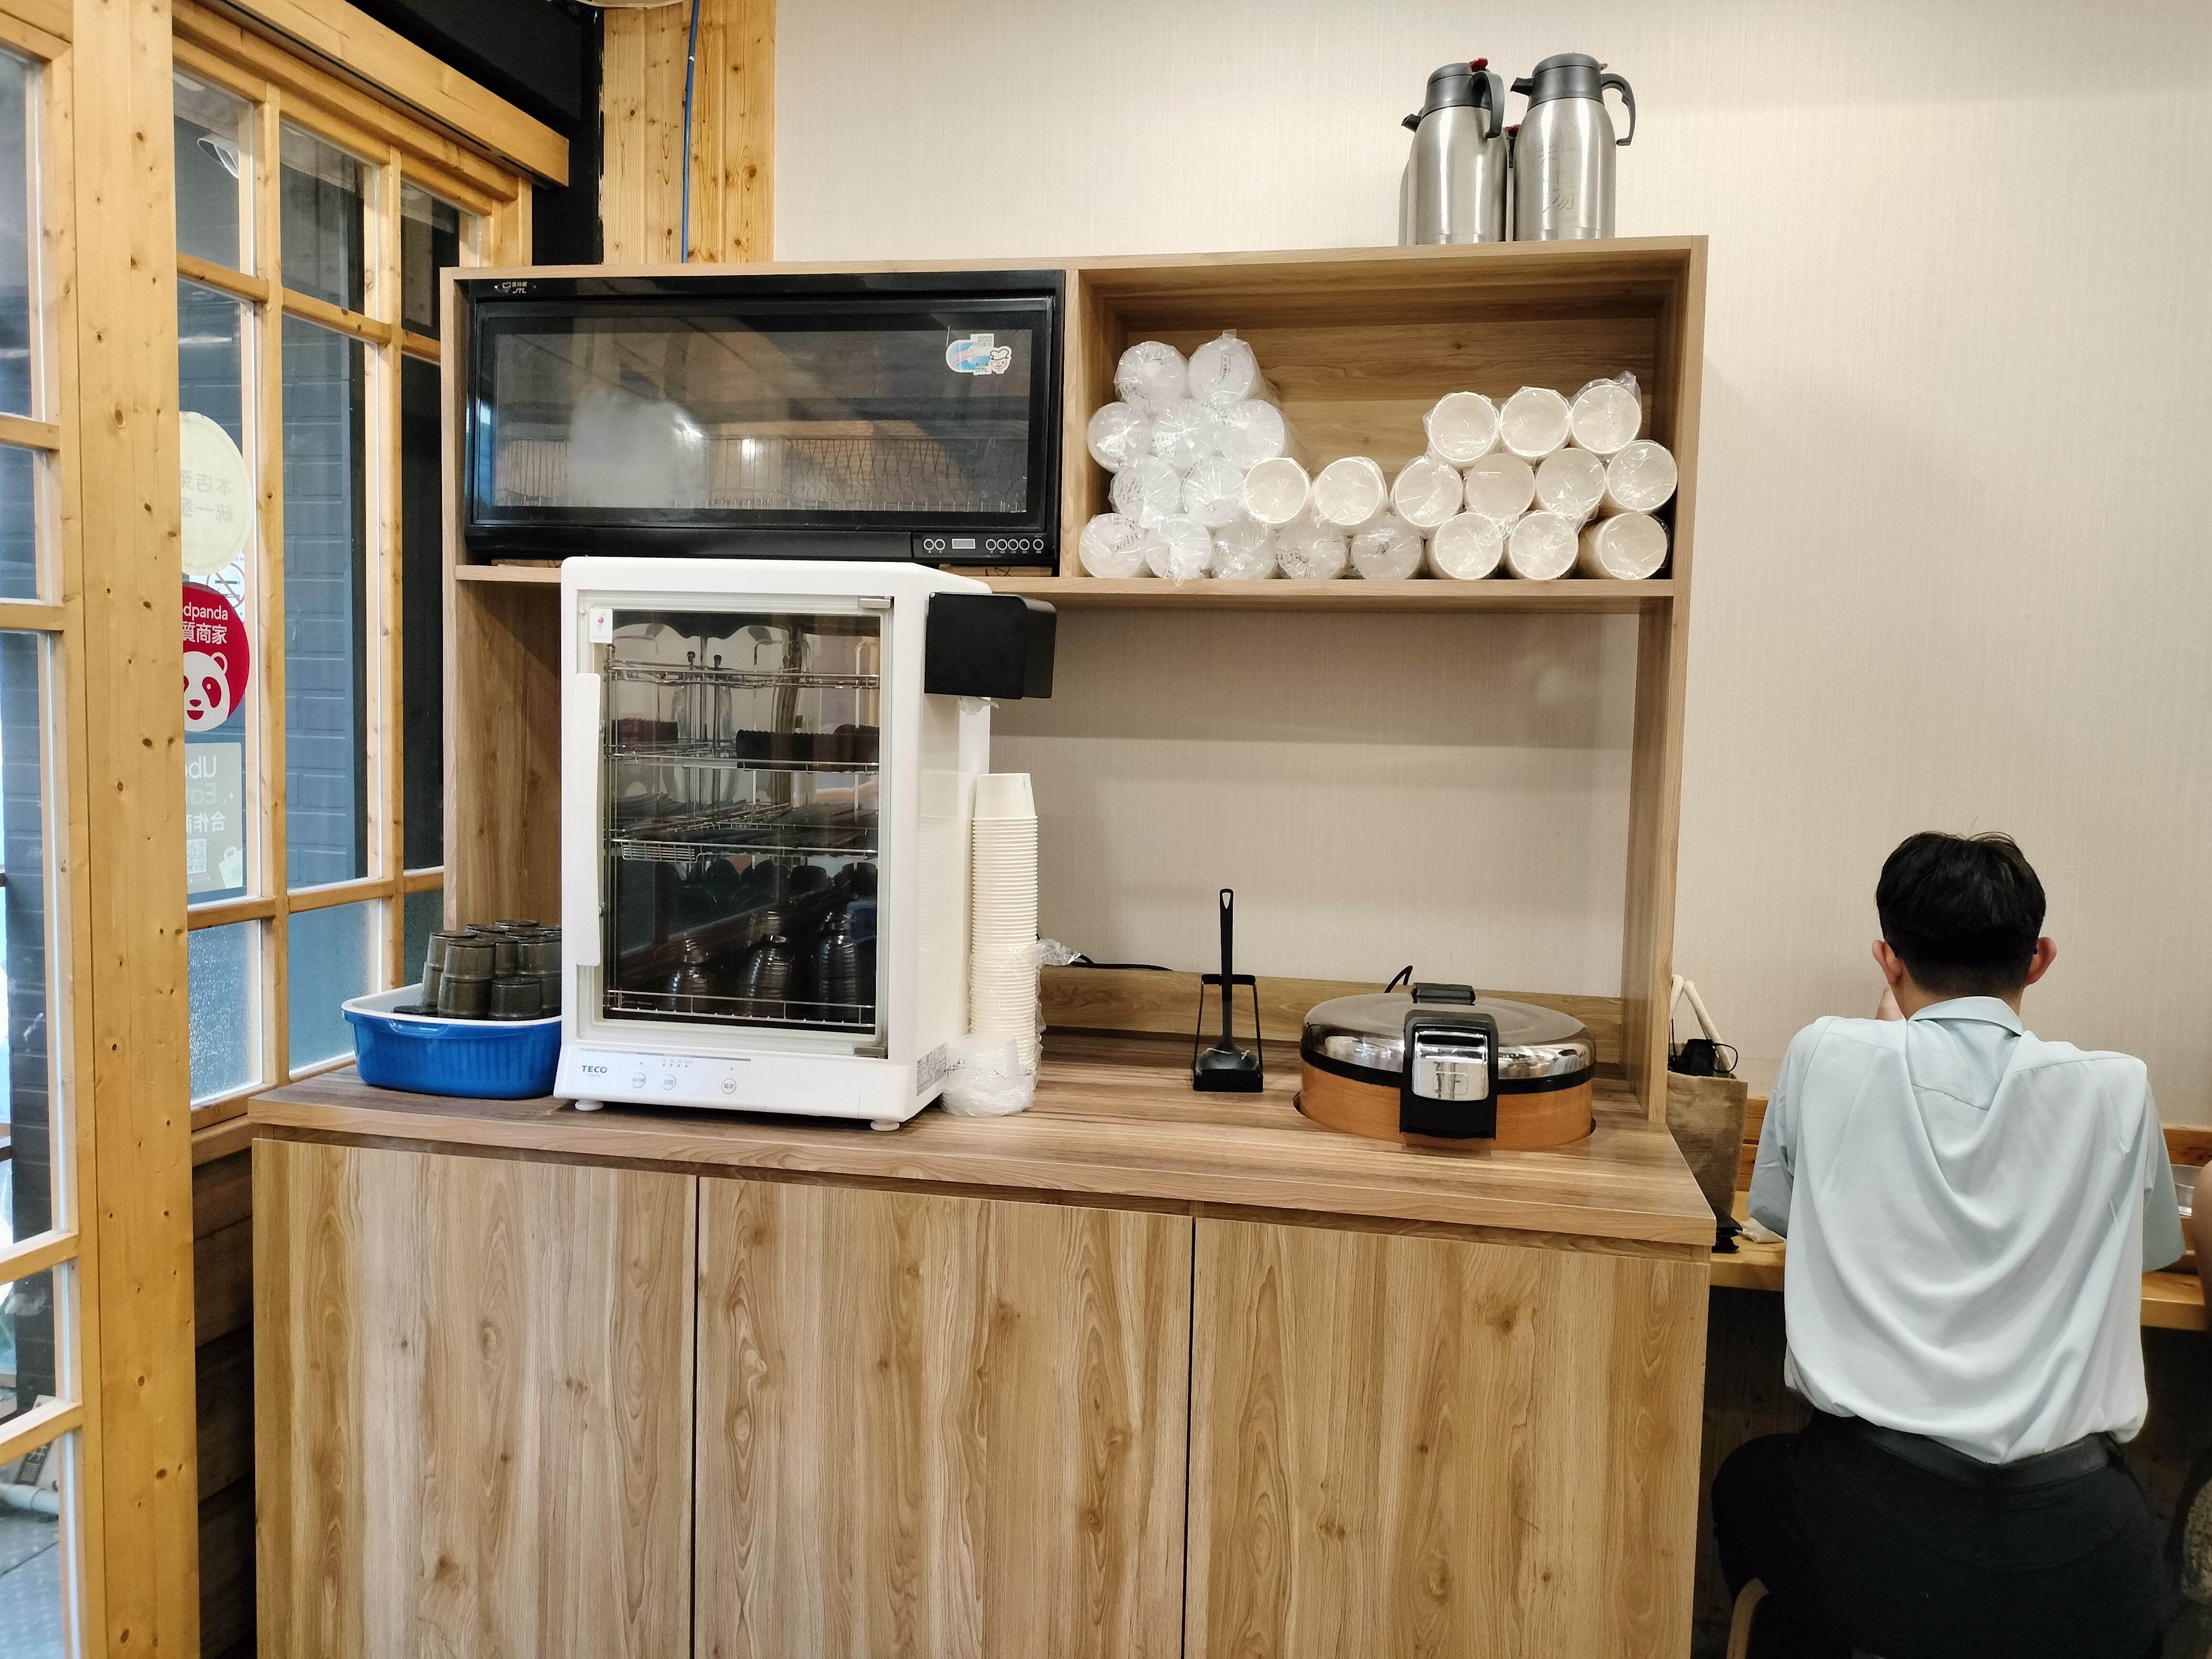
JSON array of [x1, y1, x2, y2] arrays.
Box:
[[968, 773, 1041, 1072]]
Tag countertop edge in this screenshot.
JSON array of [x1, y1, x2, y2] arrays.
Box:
[[244, 1091, 1722, 1250]]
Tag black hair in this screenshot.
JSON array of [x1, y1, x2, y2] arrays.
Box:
[[1875, 831, 2046, 996]]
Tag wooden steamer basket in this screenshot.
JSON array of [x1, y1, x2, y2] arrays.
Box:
[[1297, 984, 1595, 1149]]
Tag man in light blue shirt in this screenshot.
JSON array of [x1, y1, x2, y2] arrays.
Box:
[[1713, 831, 2185, 1659]]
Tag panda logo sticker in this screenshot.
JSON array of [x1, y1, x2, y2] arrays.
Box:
[[946, 333, 1014, 376]]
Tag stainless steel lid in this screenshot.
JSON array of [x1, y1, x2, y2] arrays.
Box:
[[1301, 992, 1593, 1081]]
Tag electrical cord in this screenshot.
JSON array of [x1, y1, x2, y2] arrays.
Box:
[[679, 0, 701, 261]]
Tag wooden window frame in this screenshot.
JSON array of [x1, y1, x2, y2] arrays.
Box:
[[174, 16, 534, 1132]]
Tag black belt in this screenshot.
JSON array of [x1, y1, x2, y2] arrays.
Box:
[[1812, 1409, 2117, 1493]]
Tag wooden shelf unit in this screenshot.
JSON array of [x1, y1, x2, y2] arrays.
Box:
[[441, 239, 1706, 1115]]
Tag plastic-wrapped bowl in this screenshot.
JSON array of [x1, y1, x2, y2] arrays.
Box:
[[343, 985, 561, 1099]]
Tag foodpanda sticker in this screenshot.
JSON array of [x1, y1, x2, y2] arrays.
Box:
[[946, 333, 1014, 375], [181, 583, 252, 733]]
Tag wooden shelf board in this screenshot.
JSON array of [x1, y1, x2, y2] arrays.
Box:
[[983, 576, 1672, 613], [452, 563, 1672, 614], [248, 1031, 1716, 1250], [455, 562, 562, 585]]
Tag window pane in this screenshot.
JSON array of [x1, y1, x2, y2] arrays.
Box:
[[0, 445, 35, 608], [287, 900, 376, 1071], [402, 886, 441, 987], [282, 315, 369, 887], [180, 279, 257, 901], [401, 354, 442, 868], [0, 1422, 70, 1658], [279, 123, 366, 313], [173, 70, 251, 273], [0, 50, 33, 420], [399, 182, 475, 340], [188, 921, 261, 1105], [0, 633, 53, 1249], [0, 1266, 54, 1421]]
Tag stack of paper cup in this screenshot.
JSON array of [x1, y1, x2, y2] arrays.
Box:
[[1150, 399, 1220, 469], [1600, 440, 1679, 515], [1085, 402, 1155, 472], [1461, 452, 1537, 521], [1505, 510, 1579, 580], [1578, 512, 1670, 579], [1187, 331, 1273, 409], [1141, 517, 1213, 583], [1312, 456, 1389, 533], [1391, 455, 1464, 530], [1114, 341, 1188, 407], [969, 774, 1041, 1073], [1209, 515, 1277, 580], [1534, 448, 1608, 521], [1110, 455, 1183, 527], [1242, 456, 1312, 527], [1078, 513, 1147, 578], [1275, 517, 1349, 579], [1568, 377, 1641, 456], [1350, 513, 1424, 580], [1499, 387, 1572, 460], [1217, 400, 1298, 468], [1424, 391, 1500, 466], [1180, 455, 1247, 528], [1426, 512, 1508, 580]]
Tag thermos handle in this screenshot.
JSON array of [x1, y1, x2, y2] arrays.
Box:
[[1472, 67, 1506, 140], [1601, 68, 1636, 144]]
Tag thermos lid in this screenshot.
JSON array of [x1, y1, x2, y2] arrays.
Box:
[[1402, 59, 1505, 134], [1511, 53, 1636, 144]]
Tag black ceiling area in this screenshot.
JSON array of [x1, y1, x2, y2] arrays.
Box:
[[344, 0, 603, 264]]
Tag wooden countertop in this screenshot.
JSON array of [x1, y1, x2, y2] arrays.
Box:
[[248, 1030, 1716, 1250], [1709, 1195, 2206, 1333]]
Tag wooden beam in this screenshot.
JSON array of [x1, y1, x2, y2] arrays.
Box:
[[69, 0, 199, 1647], [602, 0, 774, 264], [179, 0, 565, 185], [0, 409, 60, 451]]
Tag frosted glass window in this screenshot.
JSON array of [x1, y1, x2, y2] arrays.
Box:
[[0, 1419, 70, 1656], [287, 900, 376, 1071], [173, 70, 251, 273], [402, 886, 441, 987], [0, 632, 52, 1246], [0, 50, 32, 422], [282, 315, 368, 887], [401, 354, 442, 868], [279, 122, 365, 313], [188, 922, 260, 1104]]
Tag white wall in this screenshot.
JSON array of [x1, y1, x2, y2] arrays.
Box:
[[778, 0, 2212, 1119]]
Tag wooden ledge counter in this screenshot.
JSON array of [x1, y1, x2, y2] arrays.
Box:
[[251, 1030, 1718, 1659], [252, 1029, 1716, 1250], [1708, 1194, 2207, 1333]]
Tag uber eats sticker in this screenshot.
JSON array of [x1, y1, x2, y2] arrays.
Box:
[[946, 333, 1014, 375]]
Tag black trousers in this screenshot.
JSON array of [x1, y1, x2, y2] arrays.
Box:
[[1712, 1411, 2170, 1659]]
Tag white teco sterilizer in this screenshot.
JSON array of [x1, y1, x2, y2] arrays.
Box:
[[553, 557, 1054, 1126]]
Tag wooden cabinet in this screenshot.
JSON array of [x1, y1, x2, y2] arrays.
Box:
[[254, 1140, 697, 1659], [692, 1179, 1192, 1659], [1186, 1218, 1709, 1659]]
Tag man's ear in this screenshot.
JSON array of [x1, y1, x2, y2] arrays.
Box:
[[2024, 937, 2057, 987], [1872, 939, 1909, 989]]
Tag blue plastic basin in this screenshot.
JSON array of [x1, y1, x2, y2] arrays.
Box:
[[343, 986, 561, 1100]]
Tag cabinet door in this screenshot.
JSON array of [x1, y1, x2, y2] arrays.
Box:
[[1187, 1218, 1708, 1659], [255, 1139, 697, 1659], [695, 1180, 1191, 1659]]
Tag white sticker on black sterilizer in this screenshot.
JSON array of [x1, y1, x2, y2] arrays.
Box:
[[946, 333, 1014, 376]]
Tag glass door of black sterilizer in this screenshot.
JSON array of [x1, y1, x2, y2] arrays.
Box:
[[596, 605, 883, 1042], [463, 273, 1062, 559]]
